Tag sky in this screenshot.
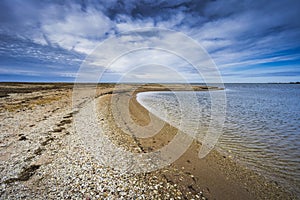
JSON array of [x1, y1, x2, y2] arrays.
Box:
[[0, 0, 300, 83]]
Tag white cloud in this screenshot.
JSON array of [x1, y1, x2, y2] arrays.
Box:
[[41, 5, 114, 54], [78, 29, 221, 83], [115, 15, 155, 32]]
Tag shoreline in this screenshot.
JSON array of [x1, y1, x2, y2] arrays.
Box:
[[97, 84, 295, 199], [0, 83, 296, 199]]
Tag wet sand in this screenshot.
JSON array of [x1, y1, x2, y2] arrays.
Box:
[[0, 83, 295, 199]]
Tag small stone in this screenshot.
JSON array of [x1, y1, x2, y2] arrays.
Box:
[[19, 136, 27, 141], [120, 192, 126, 196]]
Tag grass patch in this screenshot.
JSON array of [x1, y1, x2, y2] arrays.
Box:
[[3, 95, 62, 112]]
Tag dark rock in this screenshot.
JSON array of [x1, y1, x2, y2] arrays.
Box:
[[4, 164, 41, 183], [34, 147, 44, 155], [19, 136, 27, 141], [41, 137, 54, 146]]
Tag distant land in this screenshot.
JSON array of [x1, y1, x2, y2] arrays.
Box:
[[267, 82, 300, 84]]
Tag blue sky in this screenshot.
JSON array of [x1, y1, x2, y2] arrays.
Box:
[[0, 0, 300, 83]]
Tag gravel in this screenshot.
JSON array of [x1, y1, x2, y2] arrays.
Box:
[[0, 87, 205, 199]]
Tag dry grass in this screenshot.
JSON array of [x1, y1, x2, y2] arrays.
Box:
[[3, 95, 62, 112]]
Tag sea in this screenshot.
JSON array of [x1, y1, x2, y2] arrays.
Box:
[[136, 83, 300, 196]]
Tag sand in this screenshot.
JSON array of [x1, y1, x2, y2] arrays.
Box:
[[0, 83, 295, 199]]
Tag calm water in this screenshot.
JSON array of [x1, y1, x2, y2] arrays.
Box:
[[137, 83, 300, 195]]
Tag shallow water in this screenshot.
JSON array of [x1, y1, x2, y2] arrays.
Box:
[[137, 83, 300, 195]]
